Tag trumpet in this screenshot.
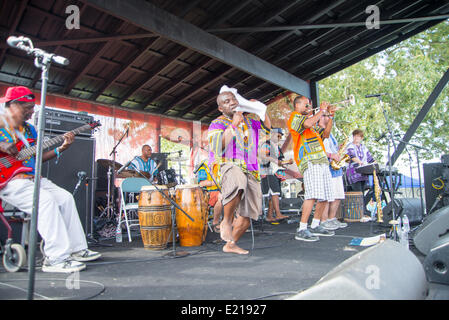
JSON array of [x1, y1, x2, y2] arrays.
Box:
[[330, 94, 356, 110]]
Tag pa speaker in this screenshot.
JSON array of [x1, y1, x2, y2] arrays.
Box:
[[382, 198, 423, 226], [41, 134, 96, 237], [413, 205, 449, 255], [288, 240, 428, 300], [424, 234, 449, 285], [423, 163, 445, 213]]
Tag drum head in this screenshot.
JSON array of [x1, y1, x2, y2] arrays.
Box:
[[141, 185, 168, 191], [175, 184, 200, 189]]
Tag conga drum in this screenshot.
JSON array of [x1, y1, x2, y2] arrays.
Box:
[[174, 184, 208, 247], [341, 191, 364, 222], [138, 185, 172, 250]]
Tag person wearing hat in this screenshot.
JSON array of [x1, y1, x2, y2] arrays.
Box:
[[259, 128, 293, 222], [0, 86, 101, 273]]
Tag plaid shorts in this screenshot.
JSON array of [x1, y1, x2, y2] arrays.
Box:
[[303, 163, 335, 202]]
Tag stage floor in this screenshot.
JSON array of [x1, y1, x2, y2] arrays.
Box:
[[0, 218, 448, 300]]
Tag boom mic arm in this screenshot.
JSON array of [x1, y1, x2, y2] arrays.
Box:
[[7, 36, 70, 66]]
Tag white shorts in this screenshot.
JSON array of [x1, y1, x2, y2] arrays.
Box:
[[331, 175, 345, 200]]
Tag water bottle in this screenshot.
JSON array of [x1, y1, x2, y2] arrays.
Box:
[[116, 224, 123, 243], [402, 215, 410, 233], [402, 215, 410, 250]]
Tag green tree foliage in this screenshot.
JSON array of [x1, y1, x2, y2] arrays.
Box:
[[319, 20, 449, 166]]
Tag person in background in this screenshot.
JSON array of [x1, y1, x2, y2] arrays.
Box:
[[318, 114, 347, 230], [197, 160, 223, 233], [128, 144, 159, 182], [259, 128, 292, 222]]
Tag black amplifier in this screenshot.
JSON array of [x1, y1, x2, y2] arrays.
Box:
[[34, 108, 94, 137]]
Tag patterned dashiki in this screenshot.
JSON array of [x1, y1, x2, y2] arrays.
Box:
[[0, 121, 36, 176], [208, 114, 269, 184], [287, 111, 327, 174], [345, 142, 374, 184]]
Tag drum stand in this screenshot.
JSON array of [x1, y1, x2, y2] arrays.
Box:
[[129, 167, 195, 257]]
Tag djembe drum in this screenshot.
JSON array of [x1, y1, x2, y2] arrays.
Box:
[[138, 185, 172, 250], [174, 184, 208, 247], [341, 191, 365, 222]]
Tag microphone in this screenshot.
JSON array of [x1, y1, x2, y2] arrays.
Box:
[[6, 36, 31, 47], [365, 93, 388, 98], [73, 171, 87, 195], [7, 35, 70, 66], [117, 157, 136, 175]]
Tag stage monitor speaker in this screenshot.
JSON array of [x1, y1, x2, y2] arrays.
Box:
[[41, 133, 96, 237], [424, 233, 449, 285], [381, 198, 423, 226], [413, 205, 449, 256], [423, 163, 445, 214], [288, 240, 428, 300]]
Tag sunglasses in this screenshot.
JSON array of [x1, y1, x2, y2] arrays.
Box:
[[10, 94, 35, 103]]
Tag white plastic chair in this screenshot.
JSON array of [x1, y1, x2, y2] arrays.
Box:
[[118, 178, 151, 242]]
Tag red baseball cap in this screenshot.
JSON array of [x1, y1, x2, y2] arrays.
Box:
[[0, 86, 35, 103]]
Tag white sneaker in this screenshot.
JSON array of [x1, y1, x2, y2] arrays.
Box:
[[71, 249, 101, 262], [321, 220, 339, 231], [333, 219, 348, 228], [42, 259, 86, 273]]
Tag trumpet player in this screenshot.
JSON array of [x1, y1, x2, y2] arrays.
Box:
[[318, 114, 348, 230], [287, 96, 336, 242]]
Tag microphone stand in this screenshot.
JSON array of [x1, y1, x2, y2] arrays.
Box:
[[106, 127, 128, 221], [128, 166, 195, 258], [397, 139, 427, 219], [405, 146, 414, 198], [378, 95, 398, 241], [84, 176, 112, 247], [8, 37, 61, 300]]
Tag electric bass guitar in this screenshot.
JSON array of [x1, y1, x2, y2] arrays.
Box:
[[0, 121, 101, 189]]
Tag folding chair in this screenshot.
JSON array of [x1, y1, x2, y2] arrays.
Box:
[[118, 177, 151, 242]]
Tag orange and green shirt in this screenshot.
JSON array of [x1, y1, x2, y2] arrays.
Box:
[[287, 111, 328, 174]]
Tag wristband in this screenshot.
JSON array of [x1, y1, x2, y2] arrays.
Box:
[[54, 147, 61, 163]]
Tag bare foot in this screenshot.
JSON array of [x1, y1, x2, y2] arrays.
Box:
[[276, 215, 289, 220], [220, 220, 233, 242], [266, 216, 276, 222], [223, 241, 249, 255]]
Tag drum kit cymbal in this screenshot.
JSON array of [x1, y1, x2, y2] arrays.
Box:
[[97, 159, 151, 179]]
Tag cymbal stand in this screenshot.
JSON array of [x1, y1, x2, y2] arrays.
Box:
[[131, 166, 195, 257], [107, 126, 128, 222]]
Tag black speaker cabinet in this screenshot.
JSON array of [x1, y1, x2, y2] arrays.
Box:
[[41, 133, 96, 237], [413, 205, 449, 256], [288, 240, 428, 300], [423, 163, 445, 214], [381, 198, 424, 226], [424, 233, 449, 285]]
